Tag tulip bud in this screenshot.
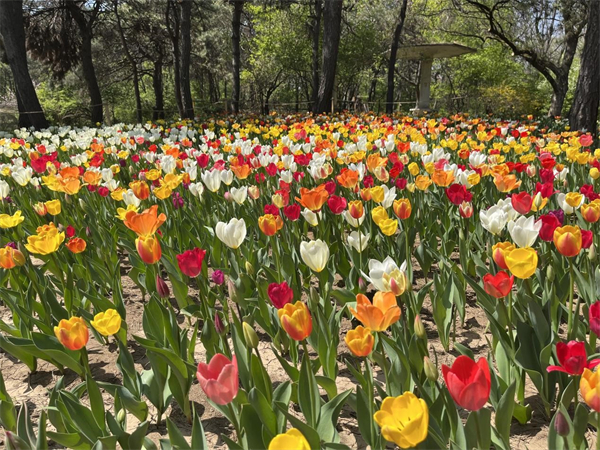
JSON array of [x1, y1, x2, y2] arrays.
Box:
[[224, 191, 232, 202], [214, 312, 226, 334], [533, 192, 544, 210], [554, 411, 570, 437], [546, 265, 555, 282], [589, 243, 596, 261], [459, 201, 473, 218], [243, 322, 259, 349], [117, 408, 126, 425], [526, 165, 537, 177], [424, 356, 438, 382], [414, 315, 427, 340], [156, 275, 170, 298], [227, 279, 237, 301], [358, 276, 367, 292], [245, 261, 254, 275]]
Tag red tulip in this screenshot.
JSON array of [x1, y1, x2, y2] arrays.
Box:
[[327, 195, 348, 215], [445, 184, 472, 206], [538, 214, 561, 242], [177, 248, 206, 277], [442, 356, 491, 411], [511, 192, 532, 215], [483, 271, 514, 298], [196, 354, 239, 405], [283, 204, 301, 221], [582, 229, 593, 249], [547, 341, 600, 375], [590, 301, 600, 337], [267, 281, 294, 309]]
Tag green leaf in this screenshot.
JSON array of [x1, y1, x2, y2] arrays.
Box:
[[495, 381, 516, 445], [86, 375, 106, 434], [165, 417, 190, 449], [191, 408, 208, 450], [298, 350, 321, 428], [249, 388, 277, 438], [274, 402, 321, 450], [58, 392, 103, 444], [317, 389, 352, 443]]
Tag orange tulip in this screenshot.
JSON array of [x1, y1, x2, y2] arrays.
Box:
[[277, 301, 312, 341], [130, 180, 150, 200], [54, 317, 89, 351], [231, 164, 252, 179], [431, 170, 455, 187], [366, 153, 388, 173], [82, 171, 102, 186], [360, 188, 372, 201], [348, 200, 364, 219], [123, 205, 166, 237], [581, 202, 600, 223], [0, 246, 25, 269], [580, 368, 600, 412], [336, 168, 359, 189], [66, 237, 86, 254], [345, 326, 374, 357], [136, 235, 162, 264], [259, 214, 283, 236], [493, 174, 522, 192], [393, 199, 412, 220], [553, 225, 582, 257], [349, 292, 401, 332], [296, 185, 329, 211]]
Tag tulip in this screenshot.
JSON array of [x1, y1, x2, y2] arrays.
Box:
[[492, 242, 515, 270], [268, 429, 310, 450], [123, 205, 166, 237], [296, 185, 329, 211], [371, 205, 389, 226], [201, 169, 222, 192], [392, 198, 411, 219], [215, 218, 246, 249], [0, 210, 25, 229], [364, 256, 408, 295], [581, 202, 600, 223], [211, 270, 224, 285], [505, 247, 538, 279], [557, 192, 583, 214], [0, 246, 25, 269], [459, 201, 473, 218], [33, 202, 47, 216], [483, 271, 514, 298], [348, 200, 364, 219], [445, 184, 472, 206], [350, 292, 401, 332], [242, 322, 259, 349], [580, 368, 600, 412], [136, 235, 162, 264], [301, 208, 319, 226], [91, 309, 122, 336], [277, 301, 312, 341], [347, 231, 369, 252], [66, 237, 86, 254], [130, 180, 150, 200], [582, 229, 593, 249], [54, 317, 89, 351], [373, 392, 429, 449], [327, 195, 347, 214], [156, 275, 170, 298], [442, 356, 491, 411], [547, 341, 600, 375], [590, 301, 600, 337], [300, 239, 329, 273], [538, 214, 561, 242], [424, 356, 438, 382], [370, 186, 385, 203], [45, 199, 62, 215], [267, 281, 294, 309], [177, 248, 206, 277], [345, 326, 374, 357], [25, 224, 65, 255], [507, 216, 541, 248], [378, 218, 398, 236], [230, 186, 248, 205], [554, 225, 582, 257], [511, 192, 532, 215], [480, 205, 508, 235], [554, 411, 570, 437], [196, 354, 239, 405], [258, 214, 284, 236]]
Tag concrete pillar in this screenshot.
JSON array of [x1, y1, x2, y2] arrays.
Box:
[[416, 58, 433, 111]]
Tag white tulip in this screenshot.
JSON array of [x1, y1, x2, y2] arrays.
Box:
[[0, 180, 9, 198], [123, 189, 141, 207], [507, 215, 542, 248], [301, 208, 319, 226], [363, 256, 407, 295], [480, 205, 508, 235], [220, 169, 234, 185], [300, 240, 329, 272], [381, 186, 397, 209], [201, 170, 221, 192], [11, 167, 32, 186], [215, 218, 246, 249], [557, 193, 583, 214], [347, 231, 369, 252], [189, 182, 204, 198], [342, 209, 365, 228], [229, 186, 248, 205]]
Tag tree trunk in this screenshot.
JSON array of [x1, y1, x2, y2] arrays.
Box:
[[153, 57, 164, 120], [569, 0, 600, 133], [314, 0, 343, 113], [66, 0, 103, 124], [310, 0, 322, 112], [167, 0, 184, 117], [114, 0, 142, 123], [0, 0, 48, 129], [386, 0, 408, 114], [548, 78, 569, 117], [231, 0, 243, 114], [180, 0, 194, 119]]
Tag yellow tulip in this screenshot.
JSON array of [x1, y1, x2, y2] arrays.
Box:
[[91, 309, 122, 336], [268, 429, 310, 450], [0, 210, 25, 229], [25, 224, 65, 255], [415, 175, 432, 191], [505, 247, 538, 279], [45, 199, 61, 215], [374, 391, 429, 449], [580, 368, 600, 412], [379, 218, 398, 236], [370, 186, 385, 203], [371, 206, 389, 226], [408, 162, 420, 176]]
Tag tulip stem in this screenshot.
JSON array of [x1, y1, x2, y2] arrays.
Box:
[[378, 334, 390, 397], [567, 261, 575, 340], [227, 402, 242, 442], [271, 237, 282, 282]]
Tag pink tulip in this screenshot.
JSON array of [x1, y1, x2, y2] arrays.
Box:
[[196, 354, 239, 405]]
